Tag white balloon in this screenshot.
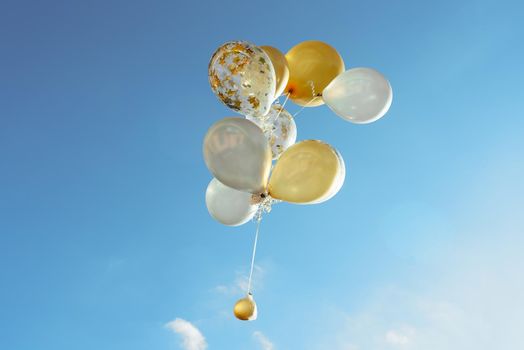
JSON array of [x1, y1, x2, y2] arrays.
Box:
[[323, 67, 392, 124], [203, 118, 272, 194], [246, 104, 297, 159], [206, 178, 258, 226]]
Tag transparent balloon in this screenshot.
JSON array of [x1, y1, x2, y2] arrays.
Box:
[[209, 41, 276, 118], [260, 46, 289, 99], [246, 104, 297, 160]]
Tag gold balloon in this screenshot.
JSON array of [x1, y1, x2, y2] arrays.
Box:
[[261, 46, 289, 99], [233, 294, 257, 321], [285, 41, 345, 107], [268, 140, 346, 204]]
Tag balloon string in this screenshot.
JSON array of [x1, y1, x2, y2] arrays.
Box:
[[247, 217, 262, 295], [280, 92, 290, 109], [274, 92, 290, 121], [293, 96, 321, 118]]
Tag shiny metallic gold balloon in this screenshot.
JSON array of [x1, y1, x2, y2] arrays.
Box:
[[268, 140, 346, 204], [261, 46, 289, 99], [233, 294, 258, 321], [285, 41, 345, 107]]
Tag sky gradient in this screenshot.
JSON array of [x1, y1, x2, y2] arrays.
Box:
[[1, 0, 523, 349]]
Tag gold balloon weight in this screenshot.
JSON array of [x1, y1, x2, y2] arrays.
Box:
[[233, 293, 258, 321]]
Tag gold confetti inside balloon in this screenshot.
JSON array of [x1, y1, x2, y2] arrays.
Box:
[[260, 46, 289, 99], [246, 104, 297, 160], [285, 41, 345, 107], [268, 140, 346, 204], [233, 294, 258, 321], [209, 41, 276, 119]]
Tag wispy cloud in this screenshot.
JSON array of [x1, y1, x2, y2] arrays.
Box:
[[325, 226, 524, 349], [165, 318, 207, 350], [253, 331, 275, 350], [214, 265, 265, 296], [385, 326, 415, 347], [322, 157, 524, 350]]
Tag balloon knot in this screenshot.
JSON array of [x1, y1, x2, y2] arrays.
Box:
[[250, 193, 266, 205], [251, 194, 280, 222]]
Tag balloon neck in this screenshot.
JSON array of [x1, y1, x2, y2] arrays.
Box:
[[251, 192, 268, 204]]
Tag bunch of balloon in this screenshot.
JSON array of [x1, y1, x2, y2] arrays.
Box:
[[204, 40, 392, 321]]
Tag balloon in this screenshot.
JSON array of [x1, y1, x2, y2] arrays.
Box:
[[206, 178, 258, 226], [311, 147, 346, 204], [234, 294, 257, 321], [268, 140, 345, 204], [285, 41, 344, 107], [209, 41, 276, 118], [260, 46, 289, 99], [323, 67, 392, 124], [203, 118, 272, 194], [246, 104, 297, 160]]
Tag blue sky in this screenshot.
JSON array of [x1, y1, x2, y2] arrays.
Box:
[[1, 0, 523, 349]]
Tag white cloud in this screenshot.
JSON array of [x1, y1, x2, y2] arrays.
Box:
[[165, 318, 207, 350], [253, 331, 275, 350], [385, 328, 413, 346], [325, 224, 524, 349], [214, 265, 265, 296], [324, 155, 524, 350]]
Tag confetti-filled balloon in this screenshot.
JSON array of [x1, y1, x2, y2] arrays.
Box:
[[260, 45, 289, 99], [246, 104, 297, 160], [209, 41, 276, 119], [233, 294, 257, 321]]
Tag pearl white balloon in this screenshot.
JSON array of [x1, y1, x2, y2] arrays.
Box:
[[206, 178, 258, 226], [247, 104, 297, 160], [203, 118, 272, 194], [323, 67, 392, 124]]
